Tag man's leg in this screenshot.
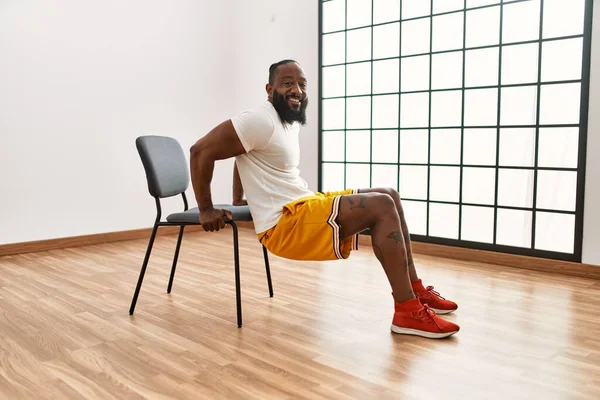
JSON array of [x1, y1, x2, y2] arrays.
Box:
[[340, 189, 458, 315], [336, 191, 414, 303], [356, 187, 418, 280], [335, 191, 459, 338]]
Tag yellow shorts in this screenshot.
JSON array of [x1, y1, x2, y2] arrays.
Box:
[[257, 189, 360, 261]]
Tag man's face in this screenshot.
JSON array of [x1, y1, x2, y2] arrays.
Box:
[[268, 63, 308, 125]]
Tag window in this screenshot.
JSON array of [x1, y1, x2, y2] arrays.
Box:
[[319, 0, 592, 261]]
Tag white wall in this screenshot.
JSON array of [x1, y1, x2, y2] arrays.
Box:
[[582, 2, 600, 265], [0, 0, 238, 244], [0, 0, 319, 245]]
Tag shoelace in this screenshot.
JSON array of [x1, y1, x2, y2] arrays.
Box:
[[417, 304, 443, 330], [424, 285, 446, 300], [417, 304, 436, 320]]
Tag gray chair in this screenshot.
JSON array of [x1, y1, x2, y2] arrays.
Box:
[[129, 135, 273, 327]]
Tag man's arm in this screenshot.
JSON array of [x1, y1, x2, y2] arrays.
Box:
[[190, 120, 246, 231], [232, 161, 247, 206]]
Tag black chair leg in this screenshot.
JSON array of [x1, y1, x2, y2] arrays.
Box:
[[262, 245, 273, 297], [167, 226, 185, 293], [129, 223, 159, 315], [228, 221, 242, 328]]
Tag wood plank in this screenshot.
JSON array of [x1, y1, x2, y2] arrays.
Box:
[[0, 228, 599, 399]]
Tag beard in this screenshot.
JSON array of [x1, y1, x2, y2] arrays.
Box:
[[272, 91, 308, 126]]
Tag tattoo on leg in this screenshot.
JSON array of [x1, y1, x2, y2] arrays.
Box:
[[345, 195, 367, 210], [353, 196, 367, 209], [387, 231, 403, 243]]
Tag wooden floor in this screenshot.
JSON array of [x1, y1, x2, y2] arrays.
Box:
[[0, 228, 599, 399]]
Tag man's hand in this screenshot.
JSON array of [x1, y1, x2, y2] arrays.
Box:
[[232, 199, 248, 206], [200, 208, 233, 232]]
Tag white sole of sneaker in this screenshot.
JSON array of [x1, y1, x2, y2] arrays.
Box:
[[390, 325, 458, 339], [430, 308, 457, 315]]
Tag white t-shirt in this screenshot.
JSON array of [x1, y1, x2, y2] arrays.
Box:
[[231, 101, 315, 233]]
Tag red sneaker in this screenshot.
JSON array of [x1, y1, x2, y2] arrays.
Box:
[[391, 298, 459, 339], [412, 279, 458, 315]]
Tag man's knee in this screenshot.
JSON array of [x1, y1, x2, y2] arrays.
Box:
[[378, 187, 401, 203], [369, 193, 397, 214]]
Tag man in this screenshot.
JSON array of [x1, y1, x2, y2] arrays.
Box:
[[190, 60, 459, 339]]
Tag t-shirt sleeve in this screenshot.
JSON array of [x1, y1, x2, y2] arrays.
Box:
[[230, 108, 275, 152]]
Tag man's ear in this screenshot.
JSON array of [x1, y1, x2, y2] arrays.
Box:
[[266, 83, 273, 99]]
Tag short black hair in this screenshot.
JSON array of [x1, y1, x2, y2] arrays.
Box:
[[268, 59, 298, 84]]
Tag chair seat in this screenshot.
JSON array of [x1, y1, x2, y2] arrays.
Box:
[[166, 204, 253, 224]]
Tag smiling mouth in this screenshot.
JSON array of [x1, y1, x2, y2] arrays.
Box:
[[288, 97, 302, 107]]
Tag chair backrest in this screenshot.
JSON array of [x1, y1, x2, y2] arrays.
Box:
[[136, 135, 189, 198]]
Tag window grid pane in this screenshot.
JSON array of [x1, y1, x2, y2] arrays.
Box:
[[319, 0, 590, 261]]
